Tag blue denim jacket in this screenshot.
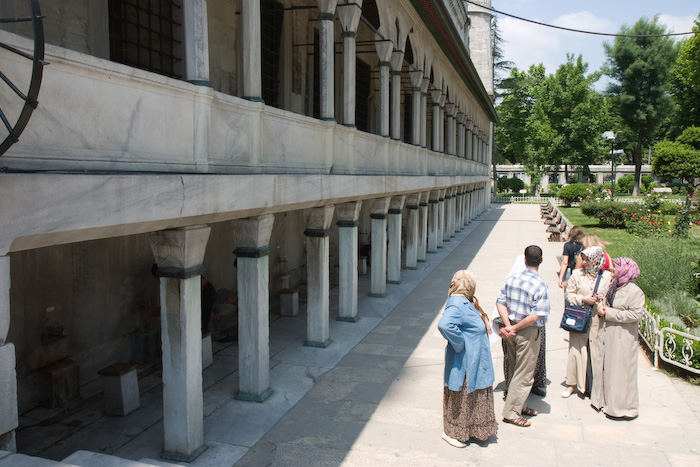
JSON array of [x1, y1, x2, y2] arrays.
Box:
[[438, 296, 495, 392]]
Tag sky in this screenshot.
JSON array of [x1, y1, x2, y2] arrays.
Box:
[[494, 0, 699, 89]]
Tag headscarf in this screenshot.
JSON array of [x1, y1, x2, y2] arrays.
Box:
[[606, 257, 640, 306], [449, 270, 491, 334], [580, 246, 604, 277]]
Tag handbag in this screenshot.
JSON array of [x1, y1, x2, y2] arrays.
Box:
[[560, 272, 603, 334]]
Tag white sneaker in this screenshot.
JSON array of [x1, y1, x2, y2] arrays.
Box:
[[441, 432, 467, 448]]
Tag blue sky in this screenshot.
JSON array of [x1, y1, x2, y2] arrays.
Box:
[[495, 0, 699, 88]]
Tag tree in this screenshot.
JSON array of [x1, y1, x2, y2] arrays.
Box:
[[604, 17, 677, 196], [669, 15, 700, 136], [543, 55, 609, 178], [652, 126, 700, 205]]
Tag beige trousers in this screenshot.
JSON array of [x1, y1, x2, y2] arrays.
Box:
[[502, 326, 541, 420]]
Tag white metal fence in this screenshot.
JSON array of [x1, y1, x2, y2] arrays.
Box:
[[491, 196, 561, 205], [639, 306, 700, 375]]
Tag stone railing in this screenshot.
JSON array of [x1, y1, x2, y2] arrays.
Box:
[[639, 306, 700, 375]]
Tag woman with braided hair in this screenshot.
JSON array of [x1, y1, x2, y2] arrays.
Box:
[[438, 270, 497, 447]]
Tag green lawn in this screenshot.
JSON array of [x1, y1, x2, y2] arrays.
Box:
[[558, 207, 636, 258]]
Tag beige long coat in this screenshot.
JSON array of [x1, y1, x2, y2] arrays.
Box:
[[590, 282, 645, 418], [564, 269, 612, 393]]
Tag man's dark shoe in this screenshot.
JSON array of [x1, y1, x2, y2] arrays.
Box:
[[531, 386, 546, 397]]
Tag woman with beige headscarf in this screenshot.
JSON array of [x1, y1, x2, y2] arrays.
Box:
[[438, 270, 497, 448], [562, 246, 612, 398]]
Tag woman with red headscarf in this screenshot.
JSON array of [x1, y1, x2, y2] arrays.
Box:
[[591, 257, 645, 420]]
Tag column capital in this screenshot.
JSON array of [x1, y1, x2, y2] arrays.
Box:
[[317, 0, 338, 16], [375, 38, 393, 62], [445, 103, 455, 114], [304, 205, 335, 236], [429, 190, 441, 203], [390, 50, 404, 72], [149, 225, 210, 278], [232, 215, 275, 257], [405, 193, 420, 209], [336, 201, 362, 225], [419, 191, 430, 206], [389, 195, 406, 213], [409, 69, 423, 88], [430, 89, 442, 102], [337, 2, 362, 32], [370, 197, 391, 216]]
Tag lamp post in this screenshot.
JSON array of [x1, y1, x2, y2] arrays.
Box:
[[602, 131, 621, 200]]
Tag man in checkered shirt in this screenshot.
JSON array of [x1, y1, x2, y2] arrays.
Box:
[[496, 245, 550, 427]]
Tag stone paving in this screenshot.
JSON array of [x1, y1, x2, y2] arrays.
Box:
[[3, 203, 700, 466]]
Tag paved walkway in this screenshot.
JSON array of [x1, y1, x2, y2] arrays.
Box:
[[234, 204, 700, 467], [4, 204, 700, 466]]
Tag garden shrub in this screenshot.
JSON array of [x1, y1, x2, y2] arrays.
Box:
[[580, 201, 631, 228], [497, 177, 525, 193], [616, 174, 635, 194], [558, 183, 593, 206]]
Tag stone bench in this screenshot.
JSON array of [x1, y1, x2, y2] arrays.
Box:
[[280, 288, 299, 317], [39, 358, 80, 408], [202, 332, 213, 369], [97, 363, 140, 416]]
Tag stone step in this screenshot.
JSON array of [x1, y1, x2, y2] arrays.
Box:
[[0, 451, 80, 466], [62, 451, 182, 467]]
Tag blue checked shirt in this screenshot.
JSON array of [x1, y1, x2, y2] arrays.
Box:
[[496, 268, 550, 327]]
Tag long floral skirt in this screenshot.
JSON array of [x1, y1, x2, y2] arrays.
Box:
[[443, 385, 497, 442]]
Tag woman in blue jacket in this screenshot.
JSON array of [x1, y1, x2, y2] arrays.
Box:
[[438, 270, 497, 448]]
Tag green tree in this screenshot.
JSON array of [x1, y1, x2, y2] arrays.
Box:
[[543, 55, 609, 178], [652, 126, 700, 205], [669, 15, 700, 136], [604, 16, 677, 196]]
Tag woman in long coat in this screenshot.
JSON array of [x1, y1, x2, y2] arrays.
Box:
[[438, 270, 497, 447], [563, 247, 612, 398], [591, 257, 645, 419]]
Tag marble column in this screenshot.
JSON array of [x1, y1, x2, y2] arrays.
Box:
[[390, 50, 404, 140], [437, 190, 446, 248], [427, 191, 440, 253], [304, 205, 335, 347], [420, 78, 429, 148], [430, 89, 442, 151], [318, 1, 338, 121], [149, 226, 210, 462], [438, 95, 446, 153], [233, 215, 274, 402], [336, 201, 362, 322], [459, 187, 466, 228], [241, 0, 262, 101], [387, 195, 405, 284], [466, 189, 473, 223], [183, 0, 210, 85], [376, 40, 393, 137], [465, 122, 472, 160], [417, 192, 429, 262], [447, 188, 457, 238], [443, 190, 453, 242], [370, 198, 390, 297], [410, 70, 423, 145], [338, 2, 362, 127], [404, 194, 420, 269], [445, 103, 455, 155], [0, 256, 16, 452], [456, 113, 465, 158]]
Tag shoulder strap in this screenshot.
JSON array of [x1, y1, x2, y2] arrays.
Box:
[[592, 271, 604, 294]]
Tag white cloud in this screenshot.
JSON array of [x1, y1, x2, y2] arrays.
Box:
[[553, 11, 616, 33], [499, 16, 560, 73], [657, 14, 696, 37]]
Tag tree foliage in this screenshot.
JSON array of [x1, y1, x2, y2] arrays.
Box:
[[652, 126, 700, 204], [669, 15, 700, 135], [494, 56, 608, 191], [603, 16, 677, 195]]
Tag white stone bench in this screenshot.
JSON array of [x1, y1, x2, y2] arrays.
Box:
[[280, 288, 299, 317], [98, 363, 140, 416], [652, 187, 673, 193]]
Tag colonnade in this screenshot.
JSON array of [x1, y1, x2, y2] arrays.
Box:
[[181, 1, 492, 164], [138, 183, 488, 460]]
